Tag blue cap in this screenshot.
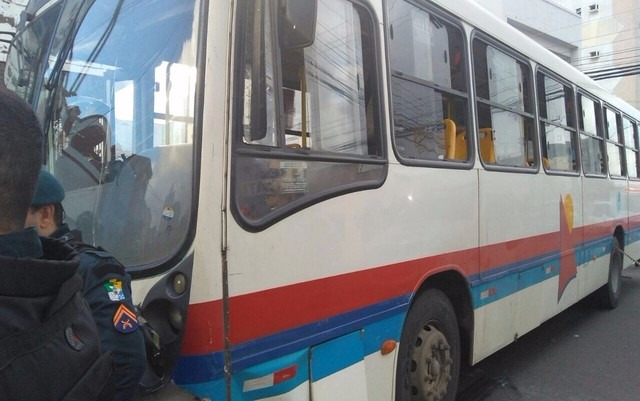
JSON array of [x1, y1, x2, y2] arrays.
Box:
[[32, 170, 65, 206]]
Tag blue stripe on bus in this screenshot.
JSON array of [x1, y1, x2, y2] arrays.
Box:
[[310, 330, 366, 382], [175, 314, 407, 398], [472, 237, 615, 307], [174, 232, 632, 388], [179, 378, 226, 400], [174, 298, 409, 384], [173, 351, 226, 384], [628, 226, 640, 244]]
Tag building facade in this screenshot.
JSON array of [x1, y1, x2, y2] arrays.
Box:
[[474, 0, 640, 110]]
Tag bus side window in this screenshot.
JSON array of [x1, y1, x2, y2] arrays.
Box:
[[579, 94, 606, 176], [623, 117, 640, 179], [235, 0, 385, 224], [536, 72, 578, 173], [604, 107, 625, 177], [389, 1, 470, 163], [473, 39, 535, 168]]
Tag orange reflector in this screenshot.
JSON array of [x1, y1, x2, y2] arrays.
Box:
[[381, 340, 397, 355]]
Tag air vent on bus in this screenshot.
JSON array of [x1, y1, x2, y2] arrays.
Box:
[[589, 4, 599, 12], [589, 50, 600, 58]]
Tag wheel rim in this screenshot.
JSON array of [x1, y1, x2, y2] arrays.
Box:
[[409, 323, 453, 401], [611, 244, 622, 295], [611, 264, 620, 294]]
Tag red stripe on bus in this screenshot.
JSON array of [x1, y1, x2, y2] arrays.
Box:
[[181, 248, 478, 355], [180, 217, 636, 356]]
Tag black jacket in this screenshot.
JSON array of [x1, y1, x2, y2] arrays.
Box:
[[0, 229, 79, 337], [0, 228, 115, 401]]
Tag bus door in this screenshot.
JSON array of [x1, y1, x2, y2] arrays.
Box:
[[472, 38, 559, 362], [225, 0, 385, 399]]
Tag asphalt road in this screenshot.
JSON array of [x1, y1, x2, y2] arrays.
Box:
[[457, 266, 640, 401]]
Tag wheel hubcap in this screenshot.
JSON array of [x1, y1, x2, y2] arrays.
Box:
[[409, 324, 452, 401]]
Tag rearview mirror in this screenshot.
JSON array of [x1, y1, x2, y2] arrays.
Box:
[[278, 0, 317, 49]]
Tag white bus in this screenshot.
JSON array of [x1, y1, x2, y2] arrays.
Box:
[[5, 0, 640, 400]]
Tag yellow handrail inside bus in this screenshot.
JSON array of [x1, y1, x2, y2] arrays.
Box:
[[443, 119, 456, 159], [479, 127, 496, 163]]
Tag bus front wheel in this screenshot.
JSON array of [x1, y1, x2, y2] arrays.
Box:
[[396, 288, 460, 401]]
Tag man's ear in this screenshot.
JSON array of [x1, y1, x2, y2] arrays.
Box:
[[38, 204, 58, 235]]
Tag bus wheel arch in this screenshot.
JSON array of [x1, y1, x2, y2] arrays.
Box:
[[395, 271, 473, 401]]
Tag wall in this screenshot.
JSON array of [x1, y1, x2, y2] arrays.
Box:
[[473, 0, 581, 63]]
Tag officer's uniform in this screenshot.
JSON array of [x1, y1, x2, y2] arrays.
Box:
[[0, 228, 116, 401], [32, 171, 146, 401]]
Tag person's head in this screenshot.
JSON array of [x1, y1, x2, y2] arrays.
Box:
[[25, 170, 66, 237], [0, 87, 43, 234]]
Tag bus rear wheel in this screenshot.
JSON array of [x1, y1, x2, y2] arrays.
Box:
[[600, 236, 623, 309], [396, 289, 460, 401]]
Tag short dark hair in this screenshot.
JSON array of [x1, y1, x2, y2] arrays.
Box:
[[0, 87, 43, 232]]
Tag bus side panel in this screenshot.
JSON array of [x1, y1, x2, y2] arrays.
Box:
[[627, 179, 640, 262], [310, 332, 368, 401], [473, 170, 582, 363], [223, 165, 478, 399], [580, 177, 625, 295]]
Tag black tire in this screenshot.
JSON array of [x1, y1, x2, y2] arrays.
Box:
[[396, 289, 460, 401], [599, 236, 623, 309]]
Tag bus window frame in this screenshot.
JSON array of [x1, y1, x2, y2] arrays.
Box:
[[387, 0, 475, 170], [622, 114, 640, 180], [470, 31, 539, 174], [577, 90, 607, 179], [534, 66, 580, 177], [603, 103, 626, 180], [230, 0, 388, 232]]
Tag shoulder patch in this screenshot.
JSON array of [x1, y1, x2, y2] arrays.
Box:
[[113, 303, 139, 333], [103, 278, 126, 302]]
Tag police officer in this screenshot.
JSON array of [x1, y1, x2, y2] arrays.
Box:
[[26, 170, 146, 401], [0, 87, 114, 400]]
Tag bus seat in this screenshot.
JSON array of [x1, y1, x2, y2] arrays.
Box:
[[527, 157, 550, 169], [479, 128, 496, 163], [455, 132, 467, 160], [443, 119, 456, 159]]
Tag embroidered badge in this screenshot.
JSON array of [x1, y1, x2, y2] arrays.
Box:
[[113, 303, 139, 333], [103, 278, 125, 302], [65, 326, 86, 351]]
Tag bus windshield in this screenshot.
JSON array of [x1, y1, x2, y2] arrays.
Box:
[[7, 0, 201, 269]]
